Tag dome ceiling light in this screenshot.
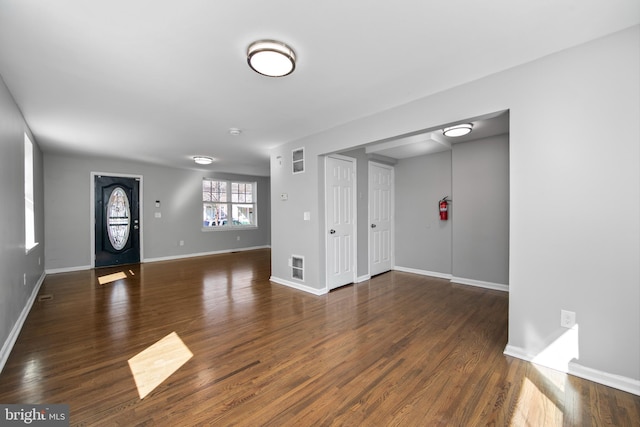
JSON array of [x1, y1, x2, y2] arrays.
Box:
[[193, 156, 213, 165], [247, 40, 296, 77], [443, 123, 473, 137]]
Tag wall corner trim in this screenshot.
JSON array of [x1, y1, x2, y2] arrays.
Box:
[[0, 271, 46, 374]]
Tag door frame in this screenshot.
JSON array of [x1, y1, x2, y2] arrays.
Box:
[[324, 154, 357, 291], [368, 161, 395, 277], [90, 171, 144, 268]]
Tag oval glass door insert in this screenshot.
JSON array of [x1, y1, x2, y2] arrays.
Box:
[[107, 187, 131, 250]]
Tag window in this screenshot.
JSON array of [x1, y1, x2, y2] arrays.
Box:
[[202, 179, 257, 229], [24, 133, 37, 252]]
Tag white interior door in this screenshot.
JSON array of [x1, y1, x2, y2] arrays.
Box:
[[369, 162, 393, 276], [326, 155, 356, 290]]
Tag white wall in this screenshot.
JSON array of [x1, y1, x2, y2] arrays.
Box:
[[44, 153, 270, 271], [270, 26, 640, 388], [0, 76, 45, 371]]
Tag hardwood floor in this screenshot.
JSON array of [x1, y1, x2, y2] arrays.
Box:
[[1, 249, 638, 426]]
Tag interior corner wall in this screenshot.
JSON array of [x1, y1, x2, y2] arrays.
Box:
[[269, 26, 640, 384], [0, 76, 45, 371], [43, 152, 270, 271], [394, 150, 452, 274], [452, 134, 509, 286]]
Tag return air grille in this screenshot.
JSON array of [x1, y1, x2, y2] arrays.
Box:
[[292, 255, 304, 281]]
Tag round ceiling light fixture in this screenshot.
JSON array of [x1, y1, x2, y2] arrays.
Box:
[[193, 156, 213, 165], [443, 123, 473, 137], [247, 39, 296, 77], [229, 127, 242, 136]]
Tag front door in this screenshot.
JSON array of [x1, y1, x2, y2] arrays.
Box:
[[95, 175, 140, 267], [369, 162, 393, 276], [325, 155, 356, 290]]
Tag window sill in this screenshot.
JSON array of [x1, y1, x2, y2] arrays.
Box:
[[201, 226, 258, 232], [25, 242, 39, 255]]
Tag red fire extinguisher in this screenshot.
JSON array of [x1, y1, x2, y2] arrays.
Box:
[[439, 197, 450, 221]]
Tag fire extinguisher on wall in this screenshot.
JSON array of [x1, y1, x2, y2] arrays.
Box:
[[439, 197, 450, 221]]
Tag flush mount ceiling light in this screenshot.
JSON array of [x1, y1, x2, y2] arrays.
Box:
[[247, 40, 296, 77], [193, 156, 213, 165], [229, 128, 241, 136], [443, 123, 473, 137]]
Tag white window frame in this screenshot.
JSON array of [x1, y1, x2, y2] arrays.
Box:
[[202, 179, 258, 231], [24, 133, 38, 253]]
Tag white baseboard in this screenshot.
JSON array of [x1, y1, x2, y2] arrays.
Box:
[[0, 271, 46, 374], [45, 246, 272, 273], [451, 276, 509, 292], [569, 361, 640, 396], [504, 344, 640, 396], [355, 274, 371, 283], [393, 266, 508, 292], [269, 276, 327, 296], [393, 266, 452, 280], [45, 265, 91, 275], [144, 245, 270, 264]]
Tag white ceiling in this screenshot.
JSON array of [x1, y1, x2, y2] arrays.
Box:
[[365, 111, 510, 159], [1, 1, 638, 175]]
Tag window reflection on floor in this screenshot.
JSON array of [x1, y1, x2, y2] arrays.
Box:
[[127, 332, 193, 399]]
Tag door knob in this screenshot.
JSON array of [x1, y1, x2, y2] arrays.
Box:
[[329, 229, 336, 234], [371, 224, 377, 228]]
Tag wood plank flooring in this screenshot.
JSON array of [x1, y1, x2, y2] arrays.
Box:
[[1, 249, 638, 426]]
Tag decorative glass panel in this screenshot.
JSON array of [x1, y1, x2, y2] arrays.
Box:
[[107, 187, 130, 250]]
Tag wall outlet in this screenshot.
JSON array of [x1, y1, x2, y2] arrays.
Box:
[[237, 236, 240, 241], [179, 240, 184, 246], [23, 273, 26, 286], [560, 309, 576, 328]]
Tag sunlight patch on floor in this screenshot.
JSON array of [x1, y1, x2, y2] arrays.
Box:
[[127, 332, 193, 399], [98, 271, 127, 285], [512, 376, 563, 426]]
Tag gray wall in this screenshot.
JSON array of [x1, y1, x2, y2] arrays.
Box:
[[270, 27, 640, 384], [389, 134, 509, 286], [0, 76, 45, 366], [44, 153, 270, 271], [395, 150, 452, 275], [452, 135, 509, 285]]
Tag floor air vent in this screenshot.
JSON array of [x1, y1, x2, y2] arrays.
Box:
[[38, 294, 53, 302]]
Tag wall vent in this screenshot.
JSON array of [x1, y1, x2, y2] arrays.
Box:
[[292, 148, 304, 174], [291, 255, 304, 281]]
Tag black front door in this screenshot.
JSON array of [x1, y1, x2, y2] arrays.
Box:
[[95, 175, 140, 267]]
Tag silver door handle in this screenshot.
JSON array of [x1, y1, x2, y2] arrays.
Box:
[[371, 224, 376, 228], [329, 229, 336, 234]]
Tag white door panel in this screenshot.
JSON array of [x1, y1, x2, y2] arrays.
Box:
[[326, 156, 356, 290], [369, 162, 393, 276]]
